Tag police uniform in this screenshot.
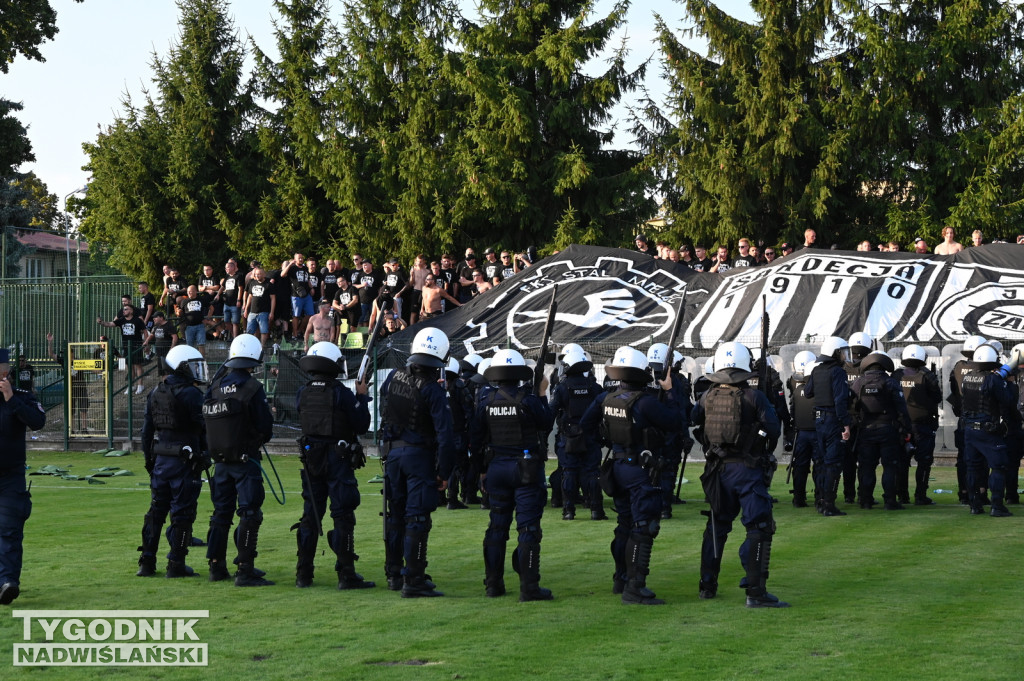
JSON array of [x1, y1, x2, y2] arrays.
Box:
[[293, 370, 373, 589], [579, 362, 684, 605], [961, 363, 1016, 516], [841, 358, 864, 503], [892, 364, 942, 504], [549, 370, 603, 520], [654, 367, 694, 517], [849, 355, 913, 510], [948, 356, 978, 503], [806, 356, 852, 516], [1007, 379, 1024, 505], [137, 374, 207, 577], [692, 366, 784, 607], [0, 351, 45, 605], [444, 369, 475, 509], [787, 371, 821, 508], [203, 368, 275, 585], [471, 369, 555, 600], [379, 363, 455, 597]]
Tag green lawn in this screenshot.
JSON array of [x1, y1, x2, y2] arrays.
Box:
[[2, 450, 1022, 680]]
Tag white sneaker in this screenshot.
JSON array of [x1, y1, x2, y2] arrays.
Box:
[[135, 385, 144, 394]]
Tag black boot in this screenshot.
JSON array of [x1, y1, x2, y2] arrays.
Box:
[[166, 560, 197, 578], [234, 563, 275, 587], [136, 512, 163, 576], [483, 537, 506, 597], [331, 526, 376, 590], [622, 533, 664, 605], [611, 524, 628, 594], [294, 520, 317, 588], [562, 503, 575, 521], [165, 524, 196, 577], [820, 469, 846, 516], [233, 515, 270, 585], [517, 542, 553, 602], [744, 532, 790, 608], [402, 529, 443, 598], [206, 521, 231, 581]]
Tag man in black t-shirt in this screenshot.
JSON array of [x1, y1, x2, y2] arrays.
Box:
[[220, 258, 245, 340], [482, 248, 503, 285], [306, 258, 321, 304], [160, 267, 189, 318], [98, 304, 148, 389], [321, 259, 343, 304], [243, 267, 276, 348], [179, 286, 214, 355], [282, 253, 313, 342], [730, 238, 758, 269], [689, 245, 713, 272], [355, 260, 381, 325], [137, 282, 156, 328], [498, 251, 516, 281], [332, 276, 360, 329], [709, 246, 732, 274], [197, 264, 223, 338], [143, 311, 178, 375], [383, 259, 410, 321], [456, 253, 479, 303]]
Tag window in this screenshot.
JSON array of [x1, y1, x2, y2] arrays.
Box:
[[25, 258, 45, 281]]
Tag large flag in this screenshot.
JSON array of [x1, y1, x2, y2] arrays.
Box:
[[382, 243, 1024, 357]]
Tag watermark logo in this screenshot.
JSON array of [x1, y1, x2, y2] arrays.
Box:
[[12, 610, 208, 667]]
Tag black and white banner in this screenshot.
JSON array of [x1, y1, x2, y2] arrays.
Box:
[[386, 244, 1024, 356]]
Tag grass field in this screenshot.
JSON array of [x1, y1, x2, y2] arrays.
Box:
[[2, 449, 1023, 680]]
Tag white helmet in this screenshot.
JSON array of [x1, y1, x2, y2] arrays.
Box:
[[849, 332, 873, 352], [409, 327, 449, 368], [901, 344, 927, 367], [300, 341, 344, 375], [472, 357, 494, 385], [821, 336, 851, 363], [226, 334, 264, 369], [562, 344, 591, 374], [1012, 343, 1024, 364], [647, 343, 670, 372], [962, 335, 987, 357], [793, 350, 817, 375], [464, 353, 483, 368], [713, 342, 752, 373], [445, 357, 461, 376], [973, 344, 999, 365], [606, 346, 650, 383], [673, 351, 684, 369], [165, 344, 208, 383], [704, 357, 715, 374], [988, 340, 1004, 355], [561, 343, 584, 358], [484, 349, 532, 382]]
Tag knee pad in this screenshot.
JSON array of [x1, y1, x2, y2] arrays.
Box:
[[633, 519, 660, 539], [516, 524, 542, 543]]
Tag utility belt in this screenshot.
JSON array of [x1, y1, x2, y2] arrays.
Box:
[[968, 421, 1002, 433], [152, 438, 197, 459], [814, 408, 835, 418], [299, 436, 366, 471]]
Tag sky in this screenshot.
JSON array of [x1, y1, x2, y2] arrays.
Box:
[[3, 0, 756, 207]]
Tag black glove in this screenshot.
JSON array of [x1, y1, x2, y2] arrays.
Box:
[[682, 438, 694, 456]]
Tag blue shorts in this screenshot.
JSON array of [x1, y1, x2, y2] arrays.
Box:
[[185, 324, 206, 347], [292, 296, 315, 317], [246, 312, 270, 334], [223, 305, 240, 324]]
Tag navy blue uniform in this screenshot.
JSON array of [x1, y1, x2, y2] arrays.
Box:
[[0, 385, 45, 602], [379, 366, 455, 593], [850, 369, 912, 509], [961, 369, 1016, 514], [445, 375, 475, 507], [805, 358, 852, 514], [204, 369, 274, 578], [549, 373, 603, 518], [472, 383, 554, 598], [654, 370, 694, 514], [893, 365, 943, 503], [293, 376, 372, 586], [138, 374, 207, 571], [692, 384, 781, 601], [580, 382, 684, 600], [787, 373, 822, 507]]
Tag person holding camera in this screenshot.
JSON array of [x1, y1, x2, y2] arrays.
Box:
[[292, 342, 375, 590]]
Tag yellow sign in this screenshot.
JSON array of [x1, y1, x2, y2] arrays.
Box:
[[72, 359, 104, 371]]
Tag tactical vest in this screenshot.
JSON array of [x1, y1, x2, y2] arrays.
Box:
[[558, 375, 599, 433], [856, 372, 893, 425], [693, 376, 711, 404], [704, 385, 746, 448], [961, 371, 997, 421], [151, 382, 188, 431], [382, 368, 434, 438], [899, 368, 938, 424], [447, 378, 470, 433], [791, 377, 816, 431], [600, 389, 644, 448], [845, 362, 861, 416], [810, 362, 836, 409], [299, 378, 353, 441], [485, 387, 538, 450], [203, 376, 262, 462]]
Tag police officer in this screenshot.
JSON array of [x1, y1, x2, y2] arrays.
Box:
[[1006, 343, 1024, 505], [692, 342, 787, 608], [787, 351, 820, 508], [841, 332, 873, 504], [379, 327, 455, 597], [849, 352, 913, 510], [203, 334, 275, 586], [444, 357, 474, 510], [580, 346, 684, 605], [293, 342, 374, 589], [137, 344, 209, 578], [893, 345, 943, 505], [0, 349, 45, 605], [471, 349, 555, 600], [948, 335, 987, 504], [805, 336, 853, 517], [549, 344, 604, 521], [960, 344, 1019, 516], [646, 345, 693, 519]]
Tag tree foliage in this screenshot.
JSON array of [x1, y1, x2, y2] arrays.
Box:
[[0, 0, 83, 74]]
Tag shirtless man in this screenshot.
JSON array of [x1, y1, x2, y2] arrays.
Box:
[[934, 226, 963, 255], [471, 270, 492, 296], [304, 299, 336, 349], [407, 254, 430, 326], [419, 274, 461, 320]]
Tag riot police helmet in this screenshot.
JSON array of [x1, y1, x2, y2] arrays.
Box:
[[793, 350, 817, 375], [861, 351, 895, 374], [225, 334, 264, 369], [300, 341, 344, 376], [646, 343, 670, 374], [961, 335, 987, 358], [561, 344, 591, 374], [820, 336, 851, 363], [165, 344, 209, 383], [483, 349, 532, 382], [472, 357, 493, 385], [901, 344, 927, 368], [973, 343, 1000, 369], [408, 327, 449, 368], [713, 342, 752, 373], [848, 332, 874, 358], [606, 346, 651, 384]]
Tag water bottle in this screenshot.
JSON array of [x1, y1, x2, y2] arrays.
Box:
[[523, 449, 531, 461], [933, 489, 952, 494]]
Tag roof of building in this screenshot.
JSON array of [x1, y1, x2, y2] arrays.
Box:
[[15, 230, 89, 254]]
